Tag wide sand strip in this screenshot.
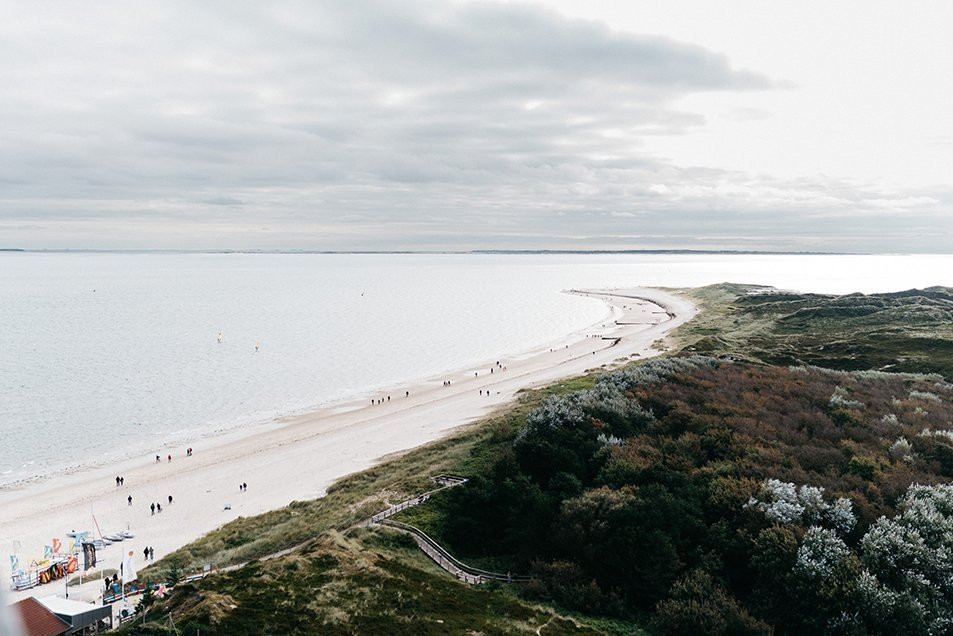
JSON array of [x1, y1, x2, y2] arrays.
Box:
[[1, 287, 695, 602]]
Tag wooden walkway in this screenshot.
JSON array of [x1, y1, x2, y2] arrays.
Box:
[[365, 475, 530, 585]]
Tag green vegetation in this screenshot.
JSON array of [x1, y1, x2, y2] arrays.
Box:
[[408, 356, 953, 633], [123, 529, 609, 635], [679, 284, 953, 379], [121, 284, 953, 634]]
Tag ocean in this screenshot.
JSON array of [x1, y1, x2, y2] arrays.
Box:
[[2, 252, 951, 484]]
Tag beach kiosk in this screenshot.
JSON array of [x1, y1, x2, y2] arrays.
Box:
[[35, 596, 112, 634]]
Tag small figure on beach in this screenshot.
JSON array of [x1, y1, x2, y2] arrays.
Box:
[[167, 454, 172, 463], [149, 546, 154, 561], [217, 331, 223, 343], [127, 495, 132, 506], [255, 341, 260, 352], [479, 390, 482, 395], [405, 391, 409, 397], [150, 502, 155, 515], [243, 482, 247, 491], [120, 476, 124, 485], [387, 395, 390, 402], [116, 476, 120, 487], [155, 455, 160, 463], [156, 503, 162, 513], [168, 495, 173, 504], [143, 547, 149, 560], [187, 447, 192, 457]]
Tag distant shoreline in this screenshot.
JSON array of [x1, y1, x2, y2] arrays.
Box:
[[2, 248, 867, 255]]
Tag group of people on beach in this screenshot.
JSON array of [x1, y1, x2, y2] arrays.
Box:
[[239, 482, 248, 492], [142, 546, 155, 561], [114, 476, 125, 486], [148, 496, 173, 515], [370, 390, 412, 405]]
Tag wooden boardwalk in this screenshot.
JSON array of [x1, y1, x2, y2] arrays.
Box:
[[365, 475, 530, 585]]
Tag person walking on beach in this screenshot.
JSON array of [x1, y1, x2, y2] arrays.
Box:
[[156, 503, 162, 513], [150, 502, 155, 515], [149, 547, 154, 561], [168, 495, 173, 505], [155, 455, 160, 463], [127, 495, 132, 506], [116, 476, 120, 487], [143, 547, 149, 560], [243, 482, 247, 491], [167, 454, 172, 463]]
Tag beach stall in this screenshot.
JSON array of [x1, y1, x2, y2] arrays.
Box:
[[36, 596, 112, 634]]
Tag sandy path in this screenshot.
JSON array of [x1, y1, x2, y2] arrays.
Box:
[[1, 287, 695, 602]]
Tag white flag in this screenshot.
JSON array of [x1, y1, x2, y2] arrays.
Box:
[[122, 550, 137, 583]]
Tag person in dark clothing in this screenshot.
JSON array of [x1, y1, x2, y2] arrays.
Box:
[[150, 502, 155, 515], [168, 495, 173, 504]]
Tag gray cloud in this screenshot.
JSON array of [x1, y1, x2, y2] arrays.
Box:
[[0, 1, 948, 251]]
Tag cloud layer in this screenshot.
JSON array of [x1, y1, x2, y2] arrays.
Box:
[[0, 1, 948, 251]]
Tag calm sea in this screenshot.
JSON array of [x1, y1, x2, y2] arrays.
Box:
[[2, 252, 951, 484]]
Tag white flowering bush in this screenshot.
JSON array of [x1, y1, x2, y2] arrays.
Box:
[[745, 479, 856, 534], [595, 355, 719, 392], [795, 527, 851, 579], [910, 390, 942, 403], [889, 437, 914, 462], [919, 428, 953, 443], [830, 389, 865, 409], [857, 484, 953, 631]]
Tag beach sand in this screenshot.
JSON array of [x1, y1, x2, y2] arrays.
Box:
[[1, 287, 696, 602]]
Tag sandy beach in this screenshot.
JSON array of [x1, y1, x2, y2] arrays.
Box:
[[1, 287, 695, 603]]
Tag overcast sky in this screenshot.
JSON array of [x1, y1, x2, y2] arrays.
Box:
[[2, 1, 952, 251]]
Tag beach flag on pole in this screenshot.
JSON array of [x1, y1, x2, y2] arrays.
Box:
[[43, 545, 53, 560], [82, 543, 96, 571], [52, 538, 62, 554], [9, 554, 17, 571], [122, 550, 137, 583]]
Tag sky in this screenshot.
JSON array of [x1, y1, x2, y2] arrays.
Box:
[[1, 1, 952, 252]]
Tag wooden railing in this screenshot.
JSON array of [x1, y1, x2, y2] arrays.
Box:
[[365, 475, 530, 585]]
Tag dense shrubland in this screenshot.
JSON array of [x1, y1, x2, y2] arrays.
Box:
[[411, 357, 953, 634]]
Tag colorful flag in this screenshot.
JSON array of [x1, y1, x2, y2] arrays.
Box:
[[43, 545, 52, 560], [52, 538, 62, 553]]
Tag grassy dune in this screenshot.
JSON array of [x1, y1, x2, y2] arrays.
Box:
[[679, 284, 953, 378]]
